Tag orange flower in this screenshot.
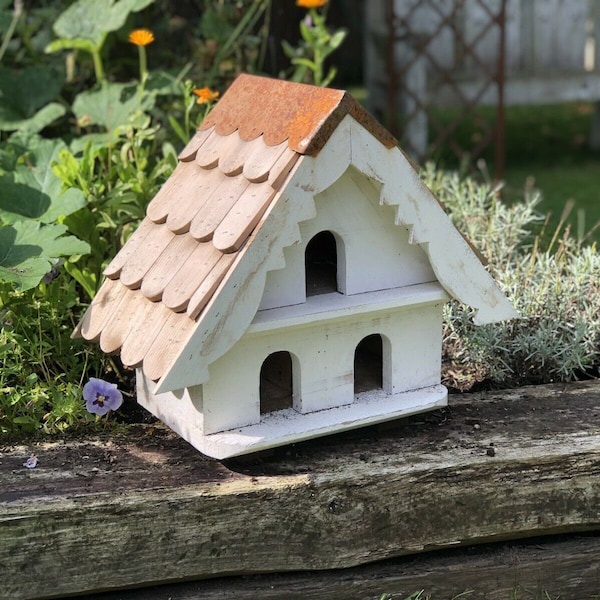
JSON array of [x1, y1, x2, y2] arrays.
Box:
[[296, 0, 327, 7], [128, 29, 155, 47], [193, 87, 220, 105]]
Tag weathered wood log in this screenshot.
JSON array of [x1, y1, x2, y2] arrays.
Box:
[[89, 533, 600, 600], [2, 381, 600, 600]]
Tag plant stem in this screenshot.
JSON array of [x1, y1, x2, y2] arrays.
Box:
[[0, 0, 23, 64], [91, 48, 105, 83], [138, 45, 147, 87]]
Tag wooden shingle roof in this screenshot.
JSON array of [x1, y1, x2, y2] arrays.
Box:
[[74, 74, 393, 381]]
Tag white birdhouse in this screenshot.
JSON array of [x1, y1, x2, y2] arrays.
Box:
[[75, 74, 516, 459]]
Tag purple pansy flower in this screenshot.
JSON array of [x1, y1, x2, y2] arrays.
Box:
[[23, 455, 38, 469], [83, 378, 123, 416]]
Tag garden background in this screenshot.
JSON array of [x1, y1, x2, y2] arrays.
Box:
[[0, 0, 599, 439]]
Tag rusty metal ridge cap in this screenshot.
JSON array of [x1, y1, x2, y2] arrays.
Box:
[[199, 74, 398, 156]]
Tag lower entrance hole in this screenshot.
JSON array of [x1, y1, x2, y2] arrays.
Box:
[[260, 351, 293, 414], [354, 334, 383, 394]]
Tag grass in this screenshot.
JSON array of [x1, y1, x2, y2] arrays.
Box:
[[426, 102, 600, 244]]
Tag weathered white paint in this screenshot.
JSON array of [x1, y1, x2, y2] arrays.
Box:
[[259, 167, 436, 310], [157, 114, 515, 395], [139, 379, 448, 460], [140, 112, 517, 457], [140, 285, 448, 440], [156, 117, 354, 394]]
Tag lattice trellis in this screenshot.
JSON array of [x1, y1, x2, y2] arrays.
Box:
[[385, 0, 506, 177]]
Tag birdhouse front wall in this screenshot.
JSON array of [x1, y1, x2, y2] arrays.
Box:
[[258, 167, 436, 311], [198, 299, 444, 435]]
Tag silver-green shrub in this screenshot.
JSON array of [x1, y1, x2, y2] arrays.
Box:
[[421, 165, 600, 391]]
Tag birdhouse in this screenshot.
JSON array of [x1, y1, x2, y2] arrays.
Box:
[[74, 74, 516, 459]]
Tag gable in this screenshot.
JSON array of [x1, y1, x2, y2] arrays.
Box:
[[259, 166, 436, 311]]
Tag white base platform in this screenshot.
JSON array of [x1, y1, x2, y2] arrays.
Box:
[[172, 385, 448, 460]]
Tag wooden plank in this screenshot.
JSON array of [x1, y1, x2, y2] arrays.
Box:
[[430, 71, 600, 107], [146, 162, 196, 224], [119, 225, 175, 289], [188, 174, 250, 242], [186, 253, 236, 319], [119, 301, 174, 368], [2, 381, 600, 599], [98, 289, 152, 354], [164, 167, 224, 235], [217, 131, 257, 177], [161, 242, 223, 311], [140, 234, 198, 301], [84, 534, 600, 599], [141, 309, 197, 382], [75, 278, 129, 342], [212, 181, 277, 253], [242, 139, 288, 183], [194, 129, 235, 170], [103, 218, 156, 279], [267, 146, 300, 190], [177, 128, 213, 162]]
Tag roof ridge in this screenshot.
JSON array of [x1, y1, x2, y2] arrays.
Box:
[[199, 74, 397, 156]]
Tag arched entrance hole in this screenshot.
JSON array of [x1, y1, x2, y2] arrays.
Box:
[[354, 334, 383, 393], [305, 231, 338, 296], [260, 351, 294, 414]]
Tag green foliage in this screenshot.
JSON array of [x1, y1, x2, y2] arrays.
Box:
[[421, 165, 600, 391], [194, 0, 271, 88], [282, 4, 347, 87], [0, 66, 66, 133], [0, 280, 95, 436], [46, 0, 154, 83], [0, 135, 89, 291]]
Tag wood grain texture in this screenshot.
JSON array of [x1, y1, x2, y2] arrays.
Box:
[[188, 174, 250, 242], [103, 218, 156, 279], [161, 242, 222, 311], [99, 290, 154, 354], [85, 534, 600, 600], [119, 226, 175, 289], [76, 278, 129, 342], [140, 234, 198, 302], [142, 309, 197, 382], [218, 133, 263, 177], [119, 300, 174, 367], [164, 167, 223, 234], [242, 138, 288, 183], [186, 253, 236, 319], [2, 381, 600, 599], [212, 181, 277, 252], [178, 128, 213, 162]]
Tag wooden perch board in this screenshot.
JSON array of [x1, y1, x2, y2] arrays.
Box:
[[2, 381, 600, 599]]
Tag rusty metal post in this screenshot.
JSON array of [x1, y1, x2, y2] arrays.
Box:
[[493, 0, 506, 181]]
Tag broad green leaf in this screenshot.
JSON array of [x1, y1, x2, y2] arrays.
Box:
[[4, 103, 66, 134], [72, 82, 154, 136], [53, 0, 155, 45], [45, 37, 97, 55], [0, 66, 64, 131], [0, 221, 89, 291], [0, 138, 86, 224]]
